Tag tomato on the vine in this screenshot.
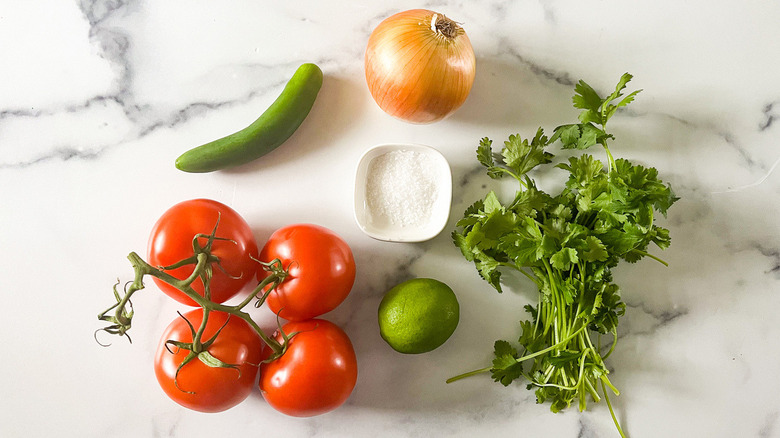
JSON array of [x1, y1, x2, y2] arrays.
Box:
[[259, 319, 358, 417], [147, 199, 259, 306], [258, 224, 355, 321], [154, 309, 265, 413]]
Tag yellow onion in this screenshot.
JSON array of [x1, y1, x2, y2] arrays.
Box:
[[365, 9, 476, 124]]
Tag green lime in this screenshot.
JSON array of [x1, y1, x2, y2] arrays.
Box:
[[378, 278, 459, 354]]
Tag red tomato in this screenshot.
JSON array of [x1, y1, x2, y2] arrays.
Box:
[[148, 199, 259, 306], [154, 309, 265, 413], [259, 319, 358, 417], [258, 224, 355, 321]]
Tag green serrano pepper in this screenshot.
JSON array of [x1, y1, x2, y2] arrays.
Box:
[[175, 63, 323, 173]]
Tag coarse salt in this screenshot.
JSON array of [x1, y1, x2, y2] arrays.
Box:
[[365, 149, 440, 227]]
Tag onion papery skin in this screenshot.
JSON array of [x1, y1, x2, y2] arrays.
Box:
[[365, 9, 476, 124]]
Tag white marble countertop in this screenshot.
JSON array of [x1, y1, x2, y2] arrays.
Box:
[[2, 1, 780, 437]]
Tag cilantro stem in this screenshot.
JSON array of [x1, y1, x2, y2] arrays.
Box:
[[517, 324, 586, 364], [501, 262, 541, 288], [635, 251, 669, 267], [494, 167, 528, 188], [446, 324, 587, 384], [584, 377, 601, 402], [602, 142, 617, 173], [602, 375, 620, 396], [601, 378, 627, 438], [542, 261, 563, 345], [601, 329, 619, 360], [532, 347, 592, 394], [444, 367, 492, 383], [540, 364, 555, 384]]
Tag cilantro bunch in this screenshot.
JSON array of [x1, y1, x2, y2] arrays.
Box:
[[449, 74, 677, 437]]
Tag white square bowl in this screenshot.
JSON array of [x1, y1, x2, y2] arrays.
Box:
[[354, 143, 452, 242]]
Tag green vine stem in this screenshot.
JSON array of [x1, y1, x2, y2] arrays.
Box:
[[97, 227, 295, 364]]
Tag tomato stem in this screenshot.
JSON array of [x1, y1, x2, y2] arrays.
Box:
[[233, 258, 289, 311], [192, 307, 210, 349], [142, 252, 286, 354], [99, 228, 292, 361]]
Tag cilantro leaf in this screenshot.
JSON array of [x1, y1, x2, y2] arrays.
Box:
[[652, 225, 672, 250], [481, 206, 519, 244], [590, 283, 625, 334], [603, 73, 642, 122], [477, 137, 504, 179], [573, 80, 603, 114], [552, 123, 608, 150], [477, 137, 495, 167], [499, 231, 543, 265], [508, 181, 550, 218], [582, 236, 609, 262], [599, 225, 644, 256], [654, 184, 679, 216], [616, 160, 679, 216], [548, 350, 581, 367], [482, 191, 503, 214], [549, 204, 572, 221], [553, 74, 640, 154], [455, 199, 485, 229], [608, 73, 633, 101], [452, 230, 474, 262], [517, 318, 539, 348], [551, 124, 580, 146], [551, 247, 579, 270], [478, 130, 554, 182], [502, 128, 554, 176], [606, 88, 641, 121], [558, 154, 605, 188], [476, 255, 503, 292], [491, 340, 523, 386]]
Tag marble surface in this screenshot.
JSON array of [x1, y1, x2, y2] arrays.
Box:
[[2, 1, 780, 437]]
